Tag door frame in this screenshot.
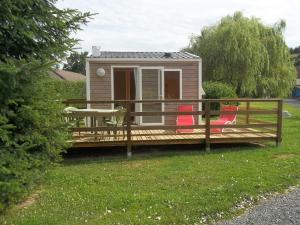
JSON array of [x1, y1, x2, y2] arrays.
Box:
[[163, 69, 183, 100], [111, 65, 166, 126], [111, 65, 139, 124], [139, 66, 165, 125]]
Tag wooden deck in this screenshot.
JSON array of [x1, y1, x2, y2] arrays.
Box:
[[71, 127, 277, 148], [64, 98, 282, 155]]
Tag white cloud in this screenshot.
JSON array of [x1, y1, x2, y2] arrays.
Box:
[[56, 0, 300, 53]]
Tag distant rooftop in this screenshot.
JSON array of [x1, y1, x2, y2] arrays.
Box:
[[49, 70, 86, 82], [88, 51, 200, 59]]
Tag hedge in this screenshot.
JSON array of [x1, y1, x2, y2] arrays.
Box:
[[44, 78, 86, 100], [203, 81, 237, 110], [0, 62, 70, 212]]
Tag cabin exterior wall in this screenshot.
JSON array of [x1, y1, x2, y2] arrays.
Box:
[[87, 60, 202, 125]]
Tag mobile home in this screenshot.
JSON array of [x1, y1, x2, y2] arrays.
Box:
[[85, 51, 204, 125]]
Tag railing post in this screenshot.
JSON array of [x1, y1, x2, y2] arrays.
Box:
[[246, 101, 250, 124], [205, 101, 211, 152], [276, 99, 283, 146], [126, 101, 132, 157]]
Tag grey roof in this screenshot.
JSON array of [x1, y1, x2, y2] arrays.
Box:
[[89, 51, 200, 59]]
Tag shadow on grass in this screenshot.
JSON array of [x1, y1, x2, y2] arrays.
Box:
[[62, 142, 270, 166]]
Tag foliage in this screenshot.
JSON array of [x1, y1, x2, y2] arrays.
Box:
[[46, 78, 86, 100], [292, 54, 300, 66], [63, 51, 89, 75], [290, 46, 300, 54], [0, 0, 93, 62], [0, 60, 69, 211], [203, 81, 237, 99], [0, 0, 92, 211], [290, 46, 300, 66], [1, 104, 300, 224], [203, 81, 237, 109], [184, 12, 295, 97]]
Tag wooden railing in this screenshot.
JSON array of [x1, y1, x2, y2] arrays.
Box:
[[63, 98, 283, 156]]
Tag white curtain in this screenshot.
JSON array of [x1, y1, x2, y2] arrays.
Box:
[[134, 69, 140, 123], [134, 68, 139, 101]]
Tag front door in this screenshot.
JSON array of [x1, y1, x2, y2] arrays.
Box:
[[140, 68, 164, 125], [113, 68, 136, 121]]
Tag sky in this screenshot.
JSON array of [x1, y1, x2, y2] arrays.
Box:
[[56, 0, 300, 53]]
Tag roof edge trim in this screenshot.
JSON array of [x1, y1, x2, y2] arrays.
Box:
[[86, 57, 201, 62]]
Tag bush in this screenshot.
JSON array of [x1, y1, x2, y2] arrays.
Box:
[[0, 61, 69, 211], [0, 0, 92, 212], [44, 78, 86, 100], [203, 81, 237, 110]]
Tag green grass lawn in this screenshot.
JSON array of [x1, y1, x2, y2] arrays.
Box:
[[1, 103, 300, 225]]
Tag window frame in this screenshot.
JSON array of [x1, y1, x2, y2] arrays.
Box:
[[163, 69, 182, 100]]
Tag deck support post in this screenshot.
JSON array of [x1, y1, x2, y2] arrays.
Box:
[[206, 146, 210, 152], [276, 99, 283, 147], [246, 102, 250, 124], [127, 146, 132, 157], [126, 101, 132, 158], [205, 101, 211, 152]]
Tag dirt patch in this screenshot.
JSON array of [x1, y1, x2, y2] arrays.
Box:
[[273, 153, 298, 160], [16, 191, 41, 209]]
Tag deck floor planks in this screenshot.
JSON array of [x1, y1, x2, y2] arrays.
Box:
[[148, 130, 155, 140], [136, 130, 142, 141], [146, 130, 154, 140], [71, 127, 276, 147]]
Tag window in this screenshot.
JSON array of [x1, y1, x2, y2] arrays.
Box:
[[164, 70, 181, 99]]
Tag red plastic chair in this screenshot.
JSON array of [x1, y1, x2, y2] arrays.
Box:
[[176, 105, 195, 133], [210, 105, 239, 133]]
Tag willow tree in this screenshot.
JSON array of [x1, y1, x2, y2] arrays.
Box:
[[184, 12, 295, 97]]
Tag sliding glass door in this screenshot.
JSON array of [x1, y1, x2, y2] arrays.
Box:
[[140, 68, 164, 125]]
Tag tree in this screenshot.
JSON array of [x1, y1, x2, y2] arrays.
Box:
[[290, 46, 300, 66], [294, 55, 300, 66], [63, 51, 89, 74], [0, 0, 92, 211], [290, 46, 300, 54], [184, 12, 295, 97], [0, 1, 92, 62]]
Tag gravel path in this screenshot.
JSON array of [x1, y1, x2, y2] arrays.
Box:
[[216, 187, 300, 225], [284, 99, 300, 108]]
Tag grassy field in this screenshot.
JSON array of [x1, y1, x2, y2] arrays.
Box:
[[1, 103, 300, 225]]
